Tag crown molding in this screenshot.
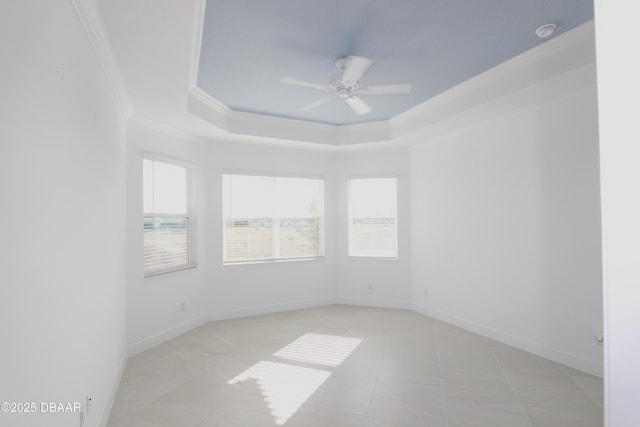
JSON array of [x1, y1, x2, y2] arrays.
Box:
[[68, 0, 134, 118], [187, 87, 393, 146], [187, 5, 594, 150], [391, 20, 596, 141], [189, 0, 207, 91], [187, 0, 392, 147], [188, 86, 231, 130]]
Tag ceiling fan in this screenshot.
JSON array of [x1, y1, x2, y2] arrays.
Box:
[[280, 55, 413, 116]]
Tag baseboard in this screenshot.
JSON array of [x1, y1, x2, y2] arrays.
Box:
[[413, 303, 603, 378], [208, 297, 337, 321], [127, 314, 211, 357], [127, 298, 336, 356], [337, 296, 412, 310], [98, 352, 127, 427]]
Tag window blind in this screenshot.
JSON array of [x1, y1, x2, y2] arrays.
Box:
[[348, 177, 398, 258], [143, 159, 194, 275], [223, 174, 324, 263]]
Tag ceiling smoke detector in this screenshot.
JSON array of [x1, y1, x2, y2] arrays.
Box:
[[536, 23, 556, 39]]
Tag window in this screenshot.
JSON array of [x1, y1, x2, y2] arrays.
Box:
[[223, 174, 324, 263], [143, 157, 196, 276], [348, 177, 398, 258]]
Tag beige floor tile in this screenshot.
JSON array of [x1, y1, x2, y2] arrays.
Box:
[[521, 396, 603, 421], [566, 369, 605, 405], [492, 346, 567, 374], [289, 402, 368, 427], [106, 414, 158, 427], [443, 370, 513, 394], [107, 305, 603, 427], [367, 379, 447, 424], [528, 413, 603, 427], [446, 406, 532, 427], [129, 400, 213, 427], [305, 373, 376, 415]]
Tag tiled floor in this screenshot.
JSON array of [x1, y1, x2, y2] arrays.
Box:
[[106, 305, 603, 427]]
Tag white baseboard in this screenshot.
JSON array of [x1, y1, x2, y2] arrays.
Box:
[[128, 298, 336, 356], [413, 303, 603, 378], [98, 352, 127, 427], [208, 297, 337, 321], [127, 314, 211, 357], [337, 296, 412, 310], [126, 299, 602, 378]]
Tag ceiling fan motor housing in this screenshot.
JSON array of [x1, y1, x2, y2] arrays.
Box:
[[330, 74, 359, 98], [280, 55, 412, 115]]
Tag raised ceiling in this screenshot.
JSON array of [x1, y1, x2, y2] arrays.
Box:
[[197, 0, 593, 126]]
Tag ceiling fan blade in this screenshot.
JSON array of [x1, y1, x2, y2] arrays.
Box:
[[280, 76, 329, 92], [345, 96, 372, 115], [299, 96, 333, 112], [359, 82, 413, 95], [342, 56, 373, 83]]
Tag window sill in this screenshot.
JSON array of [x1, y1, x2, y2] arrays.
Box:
[[223, 256, 325, 266], [347, 256, 399, 261], [144, 263, 198, 279]]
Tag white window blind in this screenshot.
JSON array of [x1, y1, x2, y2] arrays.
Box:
[[348, 177, 398, 258], [143, 158, 195, 276], [223, 174, 324, 263]]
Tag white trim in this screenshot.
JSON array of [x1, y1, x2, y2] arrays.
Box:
[[189, 0, 207, 91], [68, 0, 133, 118], [347, 256, 399, 262], [98, 354, 127, 427], [223, 256, 325, 266], [142, 152, 198, 172], [128, 314, 211, 356], [412, 303, 604, 378], [187, 87, 232, 131], [346, 172, 401, 180], [404, 61, 598, 152], [127, 298, 336, 355], [184, 20, 594, 148], [208, 298, 336, 322], [143, 263, 197, 279], [126, 300, 601, 380], [222, 173, 326, 264], [336, 297, 412, 310], [143, 157, 197, 276], [222, 169, 326, 181], [391, 20, 596, 142], [130, 114, 209, 144]]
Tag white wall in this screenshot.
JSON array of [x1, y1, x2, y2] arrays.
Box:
[[594, 0, 640, 425], [0, 1, 127, 426], [334, 149, 412, 308], [410, 64, 603, 375], [126, 119, 337, 353], [126, 121, 212, 353], [207, 141, 338, 318]]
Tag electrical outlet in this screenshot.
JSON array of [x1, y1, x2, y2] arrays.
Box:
[[180, 302, 186, 313]]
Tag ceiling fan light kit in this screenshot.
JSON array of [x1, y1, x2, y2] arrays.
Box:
[[280, 55, 413, 116]]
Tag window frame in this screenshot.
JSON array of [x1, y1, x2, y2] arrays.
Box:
[[222, 170, 326, 265], [347, 174, 399, 260], [143, 154, 198, 278]]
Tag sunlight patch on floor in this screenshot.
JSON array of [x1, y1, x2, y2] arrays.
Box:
[[228, 361, 331, 425], [274, 333, 363, 367], [227, 333, 363, 424]]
